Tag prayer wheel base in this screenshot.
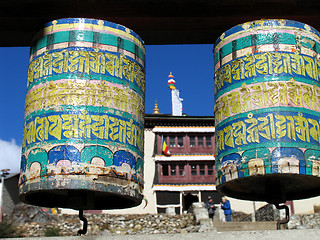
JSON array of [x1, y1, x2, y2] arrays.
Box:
[[20, 189, 142, 210], [217, 174, 320, 203], [19, 178, 142, 210]]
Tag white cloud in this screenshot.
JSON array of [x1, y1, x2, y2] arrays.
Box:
[[0, 139, 21, 173]]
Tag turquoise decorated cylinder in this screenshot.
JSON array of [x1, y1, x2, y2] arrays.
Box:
[[19, 18, 145, 210], [214, 19, 320, 203]]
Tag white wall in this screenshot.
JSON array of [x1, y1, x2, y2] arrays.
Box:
[[225, 196, 320, 215], [293, 196, 320, 214], [226, 197, 267, 214]]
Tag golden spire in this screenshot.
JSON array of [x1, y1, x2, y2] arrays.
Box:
[[153, 100, 159, 114]]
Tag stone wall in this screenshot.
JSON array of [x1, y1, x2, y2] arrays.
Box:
[[238, 204, 279, 222], [3, 184, 16, 215], [288, 214, 320, 229], [12, 213, 198, 237]]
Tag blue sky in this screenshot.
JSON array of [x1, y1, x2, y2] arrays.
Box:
[[0, 44, 214, 172]]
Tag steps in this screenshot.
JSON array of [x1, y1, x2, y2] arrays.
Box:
[[214, 221, 278, 232], [191, 202, 278, 232]]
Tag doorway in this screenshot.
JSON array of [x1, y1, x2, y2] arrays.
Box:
[[183, 192, 199, 212]]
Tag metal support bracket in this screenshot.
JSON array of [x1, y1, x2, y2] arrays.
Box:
[[77, 210, 88, 235], [274, 203, 290, 230]]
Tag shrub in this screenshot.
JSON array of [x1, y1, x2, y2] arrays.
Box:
[[0, 220, 20, 238], [44, 226, 61, 237]]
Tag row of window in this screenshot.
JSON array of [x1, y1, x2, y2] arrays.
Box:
[[162, 163, 214, 177], [163, 135, 213, 148]]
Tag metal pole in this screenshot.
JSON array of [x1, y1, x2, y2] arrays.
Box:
[[77, 210, 88, 235], [0, 175, 3, 222], [180, 192, 183, 215], [252, 201, 256, 222], [274, 203, 290, 230], [0, 169, 10, 222]]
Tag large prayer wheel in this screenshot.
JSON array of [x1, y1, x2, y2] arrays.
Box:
[[19, 18, 145, 210], [214, 19, 320, 203]]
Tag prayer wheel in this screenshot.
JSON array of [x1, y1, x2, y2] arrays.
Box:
[[19, 18, 145, 210], [214, 19, 320, 203]]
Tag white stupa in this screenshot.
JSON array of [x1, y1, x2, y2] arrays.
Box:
[[168, 72, 183, 116]]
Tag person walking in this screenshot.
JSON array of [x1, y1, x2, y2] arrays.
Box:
[[205, 196, 216, 221], [221, 197, 232, 222]]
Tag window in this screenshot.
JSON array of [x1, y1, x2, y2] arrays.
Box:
[[163, 135, 185, 148], [162, 164, 169, 176], [198, 136, 204, 147], [208, 164, 214, 175], [190, 136, 195, 147], [191, 164, 197, 175], [169, 136, 176, 147], [190, 162, 214, 177], [199, 164, 205, 175], [178, 136, 184, 147], [170, 164, 177, 175], [179, 164, 185, 176], [163, 135, 168, 145], [161, 163, 186, 177], [206, 136, 212, 147], [189, 135, 213, 147], [160, 162, 214, 182]]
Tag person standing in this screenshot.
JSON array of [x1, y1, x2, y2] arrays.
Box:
[[205, 196, 216, 221], [221, 197, 232, 222]]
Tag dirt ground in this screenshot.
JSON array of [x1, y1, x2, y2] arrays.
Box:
[[10, 229, 320, 240]]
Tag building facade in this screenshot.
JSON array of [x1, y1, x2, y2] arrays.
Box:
[[147, 114, 221, 214]]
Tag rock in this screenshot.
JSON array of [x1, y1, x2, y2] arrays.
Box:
[[192, 205, 210, 224], [134, 224, 142, 230], [192, 202, 205, 208], [199, 219, 212, 231], [237, 204, 279, 222], [115, 226, 122, 231], [13, 212, 201, 237], [180, 229, 188, 234], [100, 230, 112, 236], [166, 207, 176, 215], [179, 220, 187, 228], [198, 223, 211, 232], [296, 225, 309, 229], [91, 225, 99, 233], [10, 203, 57, 225]]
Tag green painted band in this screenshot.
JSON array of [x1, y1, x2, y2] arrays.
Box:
[[30, 30, 145, 63], [21, 138, 143, 159], [216, 141, 320, 160], [215, 32, 320, 63]]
